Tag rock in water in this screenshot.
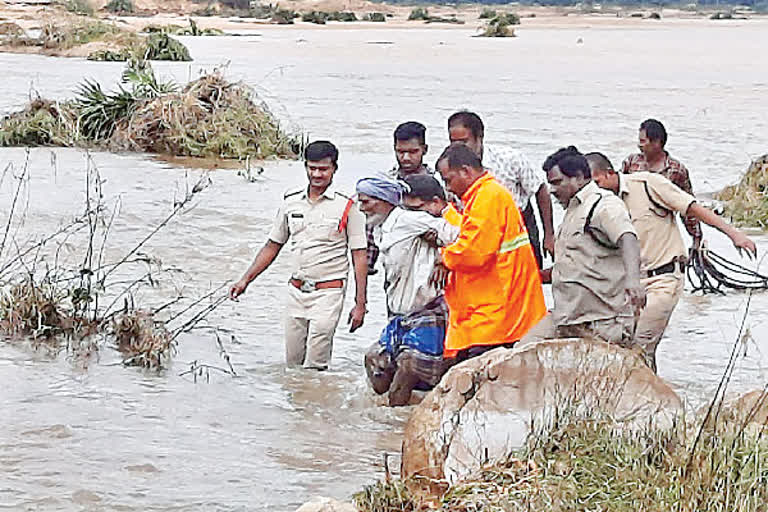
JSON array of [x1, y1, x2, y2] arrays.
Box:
[[401, 339, 683, 492], [295, 496, 357, 512]]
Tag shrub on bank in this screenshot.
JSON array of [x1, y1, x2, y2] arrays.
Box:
[[0, 59, 302, 161], [362, 12, 387, 22], [64, 0, 95, 16], [301, 11, 328, 24], [716, 155, 768, 228], [478, 15, 517, 37], [327, 11, 357, 22], [479, 8, 496, 19], [408, 7, 429, 20], [105, 0, 134, 14]]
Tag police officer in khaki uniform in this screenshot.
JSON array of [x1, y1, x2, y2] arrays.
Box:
[[230, 141, 368, 370], [587, 152, 756, 372], [540, 147, 646, 345]]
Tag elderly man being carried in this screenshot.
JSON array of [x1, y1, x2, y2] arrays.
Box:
[[358, 176, 459, 406]]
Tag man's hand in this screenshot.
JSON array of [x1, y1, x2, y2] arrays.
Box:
[[625, 280, 647, 317], [542, 232, 555, 260], [348, 303, 366, 333], [422, 229, 439, 248], [430, 261, 450, 289], [731, 232, 757, 259], [229, 278, 249, 300]]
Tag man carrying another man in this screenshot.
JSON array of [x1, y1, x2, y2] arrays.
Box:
[[587, 152, 757, 371], [357, 175, 459, 406]]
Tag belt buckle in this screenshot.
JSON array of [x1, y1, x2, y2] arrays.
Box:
[[299, 279, 316, 293]]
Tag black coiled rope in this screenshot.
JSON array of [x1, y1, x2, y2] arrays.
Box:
[[687, 247, 768, 294]]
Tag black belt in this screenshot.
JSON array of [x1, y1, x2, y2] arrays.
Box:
[[647, 260, 684, 278]]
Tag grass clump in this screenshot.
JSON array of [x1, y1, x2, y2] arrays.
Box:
[[0, 59, 301, 161], [355, 411, 768, 512], [64, 0, 94, 16], [327, 11, 357, 22], [301, 11, 328, 24], [105, 0, 134, 14], [40, 20, 135, 49], [479, 8, 496, 19], [716, 155, 768, 228], [408, 7, 429, 20], [143, 19, 224, 36], [478, 15, 517, 37], [362, 12, 387, 22]]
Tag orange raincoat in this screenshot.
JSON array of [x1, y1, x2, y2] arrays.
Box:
[[441, 173, 546, 357]]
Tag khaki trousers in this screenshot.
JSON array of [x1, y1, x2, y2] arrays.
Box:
[[284, 284, 345, 370], [633, 273, 684, 373]]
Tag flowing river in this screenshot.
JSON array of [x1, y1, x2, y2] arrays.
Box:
[[1, 19, 768, 511]]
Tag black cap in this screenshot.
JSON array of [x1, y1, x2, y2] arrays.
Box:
[[402, 174, 446, 201]]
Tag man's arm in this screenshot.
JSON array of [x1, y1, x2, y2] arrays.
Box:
[[669, 164, 703, 243], [230, 241, 283, 299], [617, 233, 646, 315], [535, 183, 555, 259], [687, 203, 757, 258], [348, 249, 368, 332]]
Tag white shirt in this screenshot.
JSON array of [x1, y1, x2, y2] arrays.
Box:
[[483, 145, 544, 209], [374, 208, 459, 316]]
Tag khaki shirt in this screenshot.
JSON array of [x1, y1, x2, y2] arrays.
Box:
[[553, 181, 637, 326], [269, 185, 367, 282], [618, 172, 696, 273]]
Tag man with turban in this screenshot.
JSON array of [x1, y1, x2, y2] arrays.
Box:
[[357, 176, 459, 406]]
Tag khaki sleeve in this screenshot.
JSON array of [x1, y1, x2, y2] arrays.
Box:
[[594, 195, 636, 246], [267, 204, 289, 244], [345, 202, 368, 251], [645, 174, 696, 215]]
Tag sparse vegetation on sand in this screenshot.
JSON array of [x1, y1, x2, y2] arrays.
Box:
[[0, 59, 302, 161], [361, 12, 387, 22], [0, 19, 192, 61], [408, 7, 429, 20], [142, 18, 224, 36], [478, 14, 518, 37], [354, 406, 768, 511], [716, 155, 768, 228], [64, 0, 95, 17]]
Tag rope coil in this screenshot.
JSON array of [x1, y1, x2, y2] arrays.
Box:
[[687, 247, 768, 294]]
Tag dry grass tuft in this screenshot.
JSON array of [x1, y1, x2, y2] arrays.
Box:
[[111, 72, 301, 159], [716, 154, 768, 228], [113, 310, 175, 369]]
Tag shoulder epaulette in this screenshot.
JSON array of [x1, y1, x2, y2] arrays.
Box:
[[334, 190, 352, 200], [284, 188, 303, 199]]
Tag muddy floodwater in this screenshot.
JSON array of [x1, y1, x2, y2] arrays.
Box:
[[2, 20, 768, 511]]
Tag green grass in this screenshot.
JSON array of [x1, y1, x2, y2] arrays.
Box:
[[355, 411, 768, 512]]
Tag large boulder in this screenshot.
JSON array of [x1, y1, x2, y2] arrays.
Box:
[[401, 339, 683, 493]]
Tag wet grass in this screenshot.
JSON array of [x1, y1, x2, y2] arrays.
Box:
[[354, 411, 768, 511], [716, 155, 768, 228]]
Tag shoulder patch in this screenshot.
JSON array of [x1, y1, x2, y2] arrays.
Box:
[[334, 190, 352, 200], [284, 188, 304, 199]]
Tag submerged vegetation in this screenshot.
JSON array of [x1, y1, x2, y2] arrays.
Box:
[[716, 155, 768, 228], [0, 155, 233, 372], [355, 407, 768, 511], [0, 59, 302, 160]]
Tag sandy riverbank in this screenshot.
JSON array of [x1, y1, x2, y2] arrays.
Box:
[[1, 0, 764, 59]]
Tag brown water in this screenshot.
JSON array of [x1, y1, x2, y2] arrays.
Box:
[[2, 21, 768, 511]]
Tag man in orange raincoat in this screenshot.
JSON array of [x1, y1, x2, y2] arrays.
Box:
[[434, 143, 547, 359]]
